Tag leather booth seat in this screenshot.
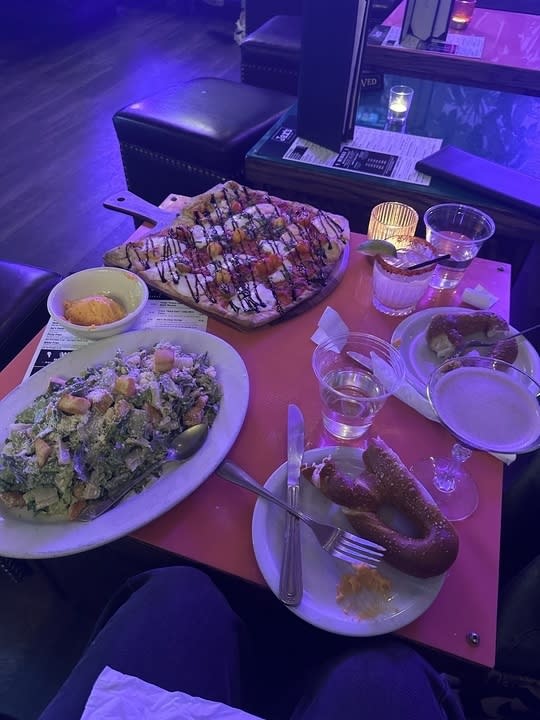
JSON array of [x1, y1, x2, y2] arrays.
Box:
[[241, 15, 303, 95], [240, 14, 383, 97], [0, 261, 61, 584], [0, 261, 61, 371], [113, 77, 295, 206]]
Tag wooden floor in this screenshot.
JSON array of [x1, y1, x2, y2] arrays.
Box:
[[0, 1, 241, 278], [0, 5, 244, 719]]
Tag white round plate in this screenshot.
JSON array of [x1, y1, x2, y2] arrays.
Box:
[[252, 446, 445, 637], [0, 328, 249, 559], [391, 307, 540, 395]]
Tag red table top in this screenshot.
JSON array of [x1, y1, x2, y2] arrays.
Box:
[[0, 231, 512, 668], [385, 3, 540, 71]]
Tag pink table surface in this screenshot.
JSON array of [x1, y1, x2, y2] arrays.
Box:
[[385, 3, 540, 71], [0, 228, 511, 668]]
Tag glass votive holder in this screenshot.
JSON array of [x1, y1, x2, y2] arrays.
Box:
[[372, 236, 437, 316], [387, 85, 414, 125], [367, 201, 419, 242], [450, 0, 476, 30]]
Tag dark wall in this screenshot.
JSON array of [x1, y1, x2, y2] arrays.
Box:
[[245, 0, 304, 33], [0, 0, 117, 43]]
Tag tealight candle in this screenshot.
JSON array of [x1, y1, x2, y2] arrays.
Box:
[[367, 201, 419, 242], [387, 85, 414, 125], [389, 99, 408, 117], [450, 0, 476, 30]]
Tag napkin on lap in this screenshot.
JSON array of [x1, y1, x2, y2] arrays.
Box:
[[311, 307, 515, 465], [81, 666, 264, 720]]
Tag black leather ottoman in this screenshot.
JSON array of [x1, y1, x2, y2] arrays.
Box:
[[113, 77, 295, 206], [0, 261, 61, 371]]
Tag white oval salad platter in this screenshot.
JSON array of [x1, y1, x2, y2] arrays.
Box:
[[0, 328, 249, 558]]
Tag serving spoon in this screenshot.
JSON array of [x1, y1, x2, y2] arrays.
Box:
[[77, 423, 209, 522]]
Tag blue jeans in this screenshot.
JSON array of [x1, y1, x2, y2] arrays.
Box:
[[39, 566, 465, 720]]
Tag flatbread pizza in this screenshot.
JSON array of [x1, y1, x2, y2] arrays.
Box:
[[104, 181, 350, 328]]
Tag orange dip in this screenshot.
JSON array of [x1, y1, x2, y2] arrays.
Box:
[[64, 295, 126, 326]]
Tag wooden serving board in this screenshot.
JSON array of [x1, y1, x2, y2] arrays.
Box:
[[103, 192, 350, 331]]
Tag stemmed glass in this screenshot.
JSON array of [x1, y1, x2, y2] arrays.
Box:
[[412, 356, 540, 521]]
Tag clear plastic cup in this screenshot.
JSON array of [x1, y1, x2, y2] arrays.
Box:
[[424, 204, 495, 290], [312, 332, 405, 440]]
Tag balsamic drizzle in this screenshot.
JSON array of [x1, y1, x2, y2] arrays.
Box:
[[132, 183, 345, 316]]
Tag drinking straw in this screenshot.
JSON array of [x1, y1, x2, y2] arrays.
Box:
[[407, 254, 451, 271]]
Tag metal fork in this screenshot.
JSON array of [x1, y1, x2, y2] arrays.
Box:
[[216, 461, 385, 568], [458, 322, 540, 353]]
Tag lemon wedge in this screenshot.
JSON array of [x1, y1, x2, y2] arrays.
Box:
[[357, 239, 397, 257]]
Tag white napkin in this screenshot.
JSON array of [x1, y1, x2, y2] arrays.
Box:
[[81, 666, 264, 720], [311, 307, 515, 465], [462, 284, 498, 309], [310, 306, 349, 350], [368, 352, 438, 422]]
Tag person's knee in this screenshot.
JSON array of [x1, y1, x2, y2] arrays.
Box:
[[292, 639, 456, 720], [344, 638, 423, 668], [124, 565, 242, 632], [127, 565, 217, 599], [90, 564, 238, 647], [329, 638, 433, 689]]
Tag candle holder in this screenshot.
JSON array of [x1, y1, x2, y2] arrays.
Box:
[[386, 85, 414, 126], [450, 0, 476, 31], [367, 201, 419, 242]]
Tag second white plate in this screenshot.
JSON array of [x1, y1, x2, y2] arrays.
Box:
[[391, 307, 540, 395]]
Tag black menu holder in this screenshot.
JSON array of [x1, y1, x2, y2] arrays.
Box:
[[400, 0, 453, 45], [297, 0, 371, 153]]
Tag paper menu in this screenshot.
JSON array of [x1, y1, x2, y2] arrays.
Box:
[[24, 299, 207, 379], [284, 125, 443, 186], [375, 24, 485, 57]]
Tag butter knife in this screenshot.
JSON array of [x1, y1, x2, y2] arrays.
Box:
[[279, 404, 304, 606]]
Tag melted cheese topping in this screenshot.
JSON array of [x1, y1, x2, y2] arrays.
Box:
[[191, 224, 224, 248]]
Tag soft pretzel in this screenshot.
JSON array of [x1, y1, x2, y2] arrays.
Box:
[[426, 311, 518, 363], [302, 438, 459, 579]]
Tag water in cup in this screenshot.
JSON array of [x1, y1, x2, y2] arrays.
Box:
[[424, 204, 495, 290], [321, 368, 386, 440], [312, 332, 405, 441], [428, 231, 479, 289]]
